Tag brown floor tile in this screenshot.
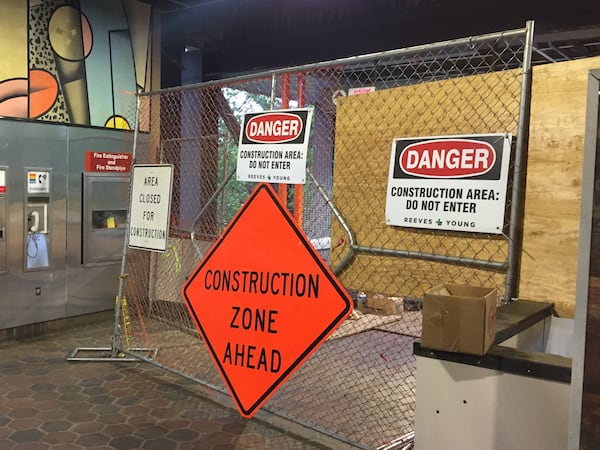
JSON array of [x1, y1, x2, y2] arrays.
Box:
[[44, 431, 78, 445], [0, 321, 355, 450]]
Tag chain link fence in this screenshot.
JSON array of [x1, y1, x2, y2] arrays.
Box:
[[116, 24, 532, 449]]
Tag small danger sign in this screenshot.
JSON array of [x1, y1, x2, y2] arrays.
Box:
[[386, 133, 512, 234], [236, 108, 313, 184], [182, 183, 352, 418]]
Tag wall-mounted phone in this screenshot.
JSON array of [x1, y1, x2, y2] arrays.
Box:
[[28, 211, 39, 233], [27, 203, 48, 234], [25, 202, 49, 269], [24, 169, 51, 271]]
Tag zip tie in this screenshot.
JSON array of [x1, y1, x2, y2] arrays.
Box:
[[166, 245, 182, 273], [331, 237, 346, 251]]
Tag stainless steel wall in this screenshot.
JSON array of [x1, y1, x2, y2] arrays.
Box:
[[0, 120, 133, 329], [66, 127, 132, 319]]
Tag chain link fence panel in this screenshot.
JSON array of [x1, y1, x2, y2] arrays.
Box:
[[116, 25, 531, 449]]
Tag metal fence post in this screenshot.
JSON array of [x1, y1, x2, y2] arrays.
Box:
[[505, 20, 535, 303]]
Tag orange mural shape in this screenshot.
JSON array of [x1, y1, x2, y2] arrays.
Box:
[[82, 13, 93, 58], [0, 78, 28, 118], [0, 70, 58, 119], [29, 69, 59, 119]]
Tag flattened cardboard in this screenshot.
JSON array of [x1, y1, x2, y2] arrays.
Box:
[[421, 284, 497, 355]]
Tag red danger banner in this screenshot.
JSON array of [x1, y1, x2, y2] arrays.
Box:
[[245, 112, 303, 143], [399, 139, 496, 178]]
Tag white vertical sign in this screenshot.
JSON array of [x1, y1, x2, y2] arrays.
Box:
[[128, 164, 173, 252]]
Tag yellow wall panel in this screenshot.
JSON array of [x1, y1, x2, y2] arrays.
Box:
[[0, 0, 27, 80], [332, 57, 600, 316], [331, 70, 521, 298]]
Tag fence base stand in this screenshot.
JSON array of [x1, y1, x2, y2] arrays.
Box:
[[67, 346, 157, 362], [376, 431, 415, 450]]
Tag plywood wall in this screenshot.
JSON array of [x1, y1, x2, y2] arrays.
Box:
[[519, 57, 600, 317], [331, 69, 521, 298], [332, 57, 600, 316]]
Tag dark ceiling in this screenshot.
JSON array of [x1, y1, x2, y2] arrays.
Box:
[[154, 0, 600, 86]]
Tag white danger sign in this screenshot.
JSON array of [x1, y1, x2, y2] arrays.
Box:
[[385, 133, 512, 234], [237, 108, 313, 184], [128, 164, 173, 252]]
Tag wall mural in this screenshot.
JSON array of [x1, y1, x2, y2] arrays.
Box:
[[0, 0, 151, 129]]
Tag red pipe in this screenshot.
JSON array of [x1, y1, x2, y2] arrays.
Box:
[[294, 73, 306, 225], [278, 73, 290, 205]]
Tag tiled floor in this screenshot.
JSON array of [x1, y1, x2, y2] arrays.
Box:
[[0, 321, 357, 450]]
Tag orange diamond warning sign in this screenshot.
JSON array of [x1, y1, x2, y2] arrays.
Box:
[[182, 183, 352, 418]]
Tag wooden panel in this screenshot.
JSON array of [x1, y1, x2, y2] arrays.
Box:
[[331, 70, 521, 298], [520, 57, 600, 317]]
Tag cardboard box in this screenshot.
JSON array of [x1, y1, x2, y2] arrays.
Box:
[[421, 284, 498, 355], [366, 293, 404, 315]]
